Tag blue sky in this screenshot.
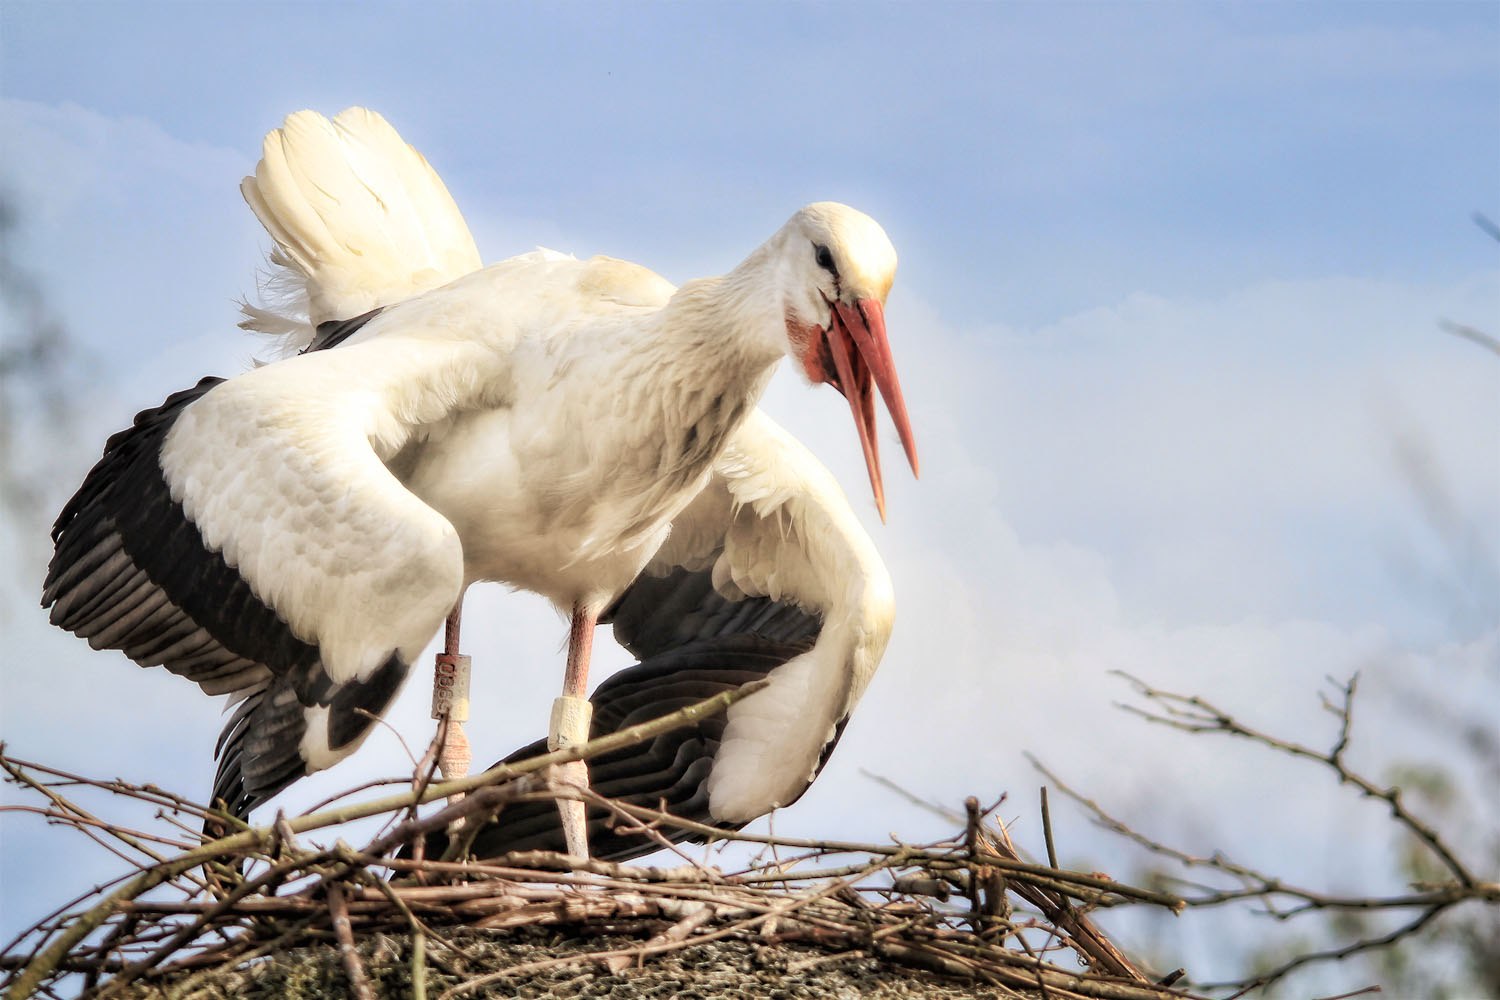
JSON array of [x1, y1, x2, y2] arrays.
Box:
[[2, 3, 1497, 990]]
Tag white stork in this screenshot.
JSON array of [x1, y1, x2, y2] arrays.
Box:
[[43, 108, 916, 862]]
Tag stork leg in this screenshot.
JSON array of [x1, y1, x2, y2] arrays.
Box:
[[431, 603, 472, 802], [549, 603, 597, 860]]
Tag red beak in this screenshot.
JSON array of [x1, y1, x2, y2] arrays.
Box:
[[821, 298, 919, 521]]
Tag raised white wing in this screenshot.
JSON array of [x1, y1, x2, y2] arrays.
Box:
[[239, 107, 483, 352], [456, 409, 895, 861]]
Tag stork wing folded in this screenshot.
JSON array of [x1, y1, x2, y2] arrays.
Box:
[[447, 410, 895, 862], [43, 331, 467, 818]]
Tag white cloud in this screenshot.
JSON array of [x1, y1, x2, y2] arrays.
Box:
[[1, 99, 246, 219], [851, 278, 1498, 632], [0, 99, 262, 377]]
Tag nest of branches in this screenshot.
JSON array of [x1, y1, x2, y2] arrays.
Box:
[[2, 688, 1194, 1000]]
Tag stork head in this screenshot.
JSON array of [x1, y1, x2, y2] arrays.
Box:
[[781, 202, 918, 521]]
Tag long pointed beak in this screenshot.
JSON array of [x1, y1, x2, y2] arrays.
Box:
[[825, 298, 919, 521]]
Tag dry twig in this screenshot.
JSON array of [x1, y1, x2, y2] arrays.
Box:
[[0, 681, 1190, 1000], [1029, 672, 1499, 994]]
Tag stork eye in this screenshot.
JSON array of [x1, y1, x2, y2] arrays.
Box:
[[814, 243, 837, 275]]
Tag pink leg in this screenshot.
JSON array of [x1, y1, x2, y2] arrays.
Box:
[[431, 604, 471, 801], [550, 603, 597, 859]]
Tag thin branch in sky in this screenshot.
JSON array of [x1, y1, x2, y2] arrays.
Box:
[[1472, 212, 1500, 245], [1439, 320, 1500, 358]]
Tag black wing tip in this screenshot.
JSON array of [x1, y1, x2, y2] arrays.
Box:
[[209, 653, 409, 822], [48, 376, 226, 545], [42, 372, 323, 683]]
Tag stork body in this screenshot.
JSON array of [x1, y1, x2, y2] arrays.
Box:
[[385, 252, 775, 610], [44, 109, 916, 860]]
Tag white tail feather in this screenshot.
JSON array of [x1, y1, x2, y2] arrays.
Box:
[[239, 107, 483, 354]]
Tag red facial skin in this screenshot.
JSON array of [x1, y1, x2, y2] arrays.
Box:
[[793, 298, 918, 521]]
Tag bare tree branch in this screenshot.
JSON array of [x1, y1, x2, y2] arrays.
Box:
[[1030, 672, 1499, 994]]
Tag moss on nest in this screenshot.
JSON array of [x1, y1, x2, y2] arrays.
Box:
[[126, 928, 1043, 999]]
